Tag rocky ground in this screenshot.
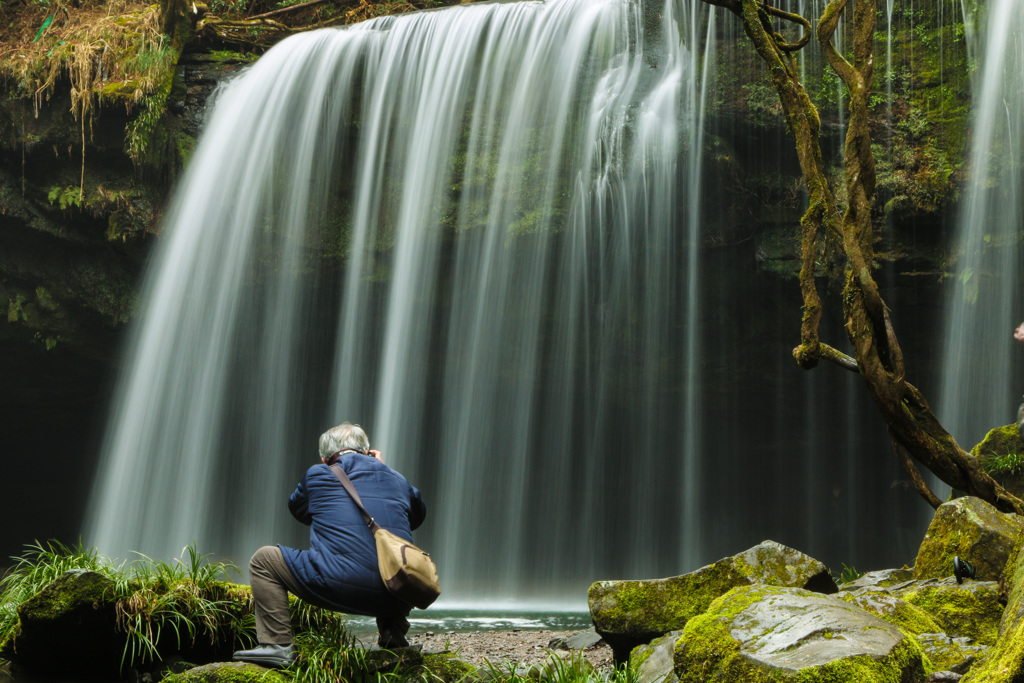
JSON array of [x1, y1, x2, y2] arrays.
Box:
[[407, 629, 614, 674]]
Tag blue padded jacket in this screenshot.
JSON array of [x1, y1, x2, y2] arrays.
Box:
[[280, 452, 426, 616]]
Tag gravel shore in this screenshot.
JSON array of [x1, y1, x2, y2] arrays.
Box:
[[407, 629, 614, 673]]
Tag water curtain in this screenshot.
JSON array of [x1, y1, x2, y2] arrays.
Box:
[[938, 0, 1024, 446], [85, 0, 715, 600]]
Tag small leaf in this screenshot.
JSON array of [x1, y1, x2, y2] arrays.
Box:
[[33, 15, 53, 42], [45, 39, 66, 58]]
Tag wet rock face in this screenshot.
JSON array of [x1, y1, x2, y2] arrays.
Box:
[[914, 497, 1023, 583], [4, 569, 125, 680], [588, 540, 837, 662], [674, 585, 928, 683]]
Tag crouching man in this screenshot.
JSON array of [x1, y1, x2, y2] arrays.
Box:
[[233, 421, 426, 667]]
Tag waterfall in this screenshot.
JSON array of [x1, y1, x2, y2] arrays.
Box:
[[938, 0, 1024, 447], [84, 0, 950, 603], [85, 0, 718, 601]]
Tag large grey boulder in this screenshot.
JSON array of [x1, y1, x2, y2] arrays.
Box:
[[889, 578, 1004, 646], [914, 496, 1023, 582], [588, 540, 836, 661], [673, 585, 928, 682]]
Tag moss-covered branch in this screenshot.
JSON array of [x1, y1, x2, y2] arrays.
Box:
[[706, 0, 1024, 515]]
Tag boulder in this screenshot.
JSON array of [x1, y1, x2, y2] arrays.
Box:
[[891, 578, 1004, 646], [360, 645, 425, 675], [839, 584, 988, 672], [914, 497, 1023, 582], [969, 425, 1024, 499], [839, 587, 945, 635], [915, 633, 985, 675], [588, 540, 836, 661], [630, 632, 681, 683], [418, 652, 479, 682], [960, 537, 1024, 682], [3, 569, 125, 679], [547, 628, 603, 651], [160, 661, 289, 683], [673, 585, 927, 682], [839, 567, 914, 591]]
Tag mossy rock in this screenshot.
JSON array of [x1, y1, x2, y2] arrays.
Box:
[[914, 497, 1023, 582], [161, 661, 290, 683], [360, 645, 425, 675], [962, 534, 1024, 682], [892, 579, 1003, 647], [915, 633, 986, 676], [588, 540, 836, 662], [971, 425, 1024, 460], [839, 588, 945, 636], [416, 652, 479, 682], [630, 632, 681, 683], [6, 569, 126, 679], [672, 585, 928, 683], [970, 425, 1024, 499], [839, 568, 914, 591]]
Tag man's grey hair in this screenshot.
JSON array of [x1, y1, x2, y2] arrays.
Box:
[[319, 422, 370, 459]]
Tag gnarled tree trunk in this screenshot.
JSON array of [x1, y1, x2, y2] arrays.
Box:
[[702, 0, 1023, 515]]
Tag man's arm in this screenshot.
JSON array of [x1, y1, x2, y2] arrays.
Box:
[[408, 485, 426, 531], [288, 475, 313, 526]]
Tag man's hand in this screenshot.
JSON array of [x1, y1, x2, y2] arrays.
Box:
[[369, 449, 383, 462], [1015, 323, 1024, 344]]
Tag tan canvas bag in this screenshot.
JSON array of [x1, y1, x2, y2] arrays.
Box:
[[330, 463, 441, 609]]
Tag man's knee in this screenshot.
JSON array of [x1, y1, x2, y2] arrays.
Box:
[[250, 545, 281, 576]]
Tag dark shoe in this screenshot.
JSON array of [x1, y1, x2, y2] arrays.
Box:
[[376, 614, 410, 649], [953, 556, 976, 584], [232, 643, 296, 668]]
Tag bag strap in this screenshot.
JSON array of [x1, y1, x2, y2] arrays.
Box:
[[329, 463, 382, 533]]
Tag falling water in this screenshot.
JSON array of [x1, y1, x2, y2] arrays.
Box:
[[83, 0, 946, 603], [85, 0, 718, 600], [938, 0, 1024, 447]]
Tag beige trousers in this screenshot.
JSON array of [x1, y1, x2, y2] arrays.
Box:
[[249, 545, 314, 645]]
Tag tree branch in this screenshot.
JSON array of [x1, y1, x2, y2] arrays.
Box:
[[247, 0, 330, 21], [702, 0, 1024, 516]]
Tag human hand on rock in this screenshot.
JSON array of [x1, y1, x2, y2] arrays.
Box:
[[1015, 323, 1024, 344]]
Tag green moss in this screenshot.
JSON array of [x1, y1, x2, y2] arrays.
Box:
[[962, 538, 1024, 682], [674, 586, 927, 683], [161, 661, 291, 683], [589, 558, 747, 636], [417, 652, 479, 682], [972, 425, 1024, 459], [17, 571, 114, 623], [838, 591, 942, 636], [895, 583, 1003, 646], [914, 497, 1023, 582]]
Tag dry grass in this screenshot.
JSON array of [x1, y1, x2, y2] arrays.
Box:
[[0, 1, 174, 114], [1, 0, 178, 194]]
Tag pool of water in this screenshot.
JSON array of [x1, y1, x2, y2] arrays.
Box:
[[344, 609, 593, 639]]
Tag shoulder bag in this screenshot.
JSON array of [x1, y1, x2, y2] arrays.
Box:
[[329, 463, 441, 609]]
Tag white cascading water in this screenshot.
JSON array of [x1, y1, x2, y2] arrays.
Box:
[[85, 0, 717, 601], [938, 0, 1024, 447]]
